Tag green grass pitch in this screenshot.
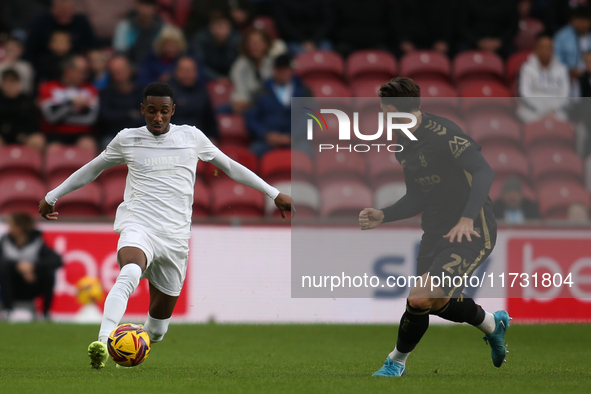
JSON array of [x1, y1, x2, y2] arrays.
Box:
[[0, 323, 589, 394]]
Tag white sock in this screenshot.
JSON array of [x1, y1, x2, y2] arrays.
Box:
[[388, 347, 410, 366], [477, 311, 496, 335], [144, 314, 171, 343], [98, 264, 142, 342]]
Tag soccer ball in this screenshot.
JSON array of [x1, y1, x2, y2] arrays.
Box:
[[107, 323, 151, 367], [76, 277, 104, 305]]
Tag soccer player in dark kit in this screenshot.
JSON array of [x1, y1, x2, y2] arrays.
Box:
[[359, 77, 510, 377]]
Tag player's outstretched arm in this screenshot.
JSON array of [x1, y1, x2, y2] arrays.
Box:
[[359, 208, 384, 230], [209, 152, 294, 218], [39, 155, 118, 220]]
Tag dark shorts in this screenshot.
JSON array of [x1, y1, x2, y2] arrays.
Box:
[[416, 223, 497, 297]]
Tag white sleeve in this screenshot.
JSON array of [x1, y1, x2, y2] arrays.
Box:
[[194, 127, 221, 162], [210, 151, 280, 199], [44, 155, 118, 205], [100, 132, 126, 164]]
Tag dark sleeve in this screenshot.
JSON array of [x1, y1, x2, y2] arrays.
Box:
[[457, 150, 495, 220], [522, 199, 541, 220], [38, 244, 63, 270], [244, 97, 269, 140], [381, 174, 428, 223]]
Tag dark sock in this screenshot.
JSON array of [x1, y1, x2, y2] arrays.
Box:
[[431, 294, 485, 326], [395, 301, 430, 353]]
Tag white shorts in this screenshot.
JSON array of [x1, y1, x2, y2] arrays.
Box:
[[117, 226, 190, 297]]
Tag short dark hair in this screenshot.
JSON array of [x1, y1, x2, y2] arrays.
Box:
[[274, 54, 292, 69], [143, 82, 174, 102], [1, 68, 20, 82], [10, 212, 35, 235], [535, 32, 553, 42], [379, 77, 421, 112], [137, 0, 157, 5], [570, 5, 591, 20]]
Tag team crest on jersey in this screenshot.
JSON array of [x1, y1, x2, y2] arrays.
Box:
[[400, 159, 406, 168], [134, 137, 142, 146], [173, 133, 187, 146], [449, 136, 471, 158]]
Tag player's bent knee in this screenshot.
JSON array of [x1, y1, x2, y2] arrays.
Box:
[[407, 297, 434, 310]]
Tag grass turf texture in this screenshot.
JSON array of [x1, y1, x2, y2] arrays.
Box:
[[0, 323, 589, 394]]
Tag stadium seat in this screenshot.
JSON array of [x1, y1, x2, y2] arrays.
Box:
[[418, 80, 459, 114], [260, 149, 313, 183], [522, 116, 575, 151], [263, 180, 320, 219], [537, 180, 590, 219], [346, 50, 397, 83], [294, 50, 345, 83], [481, 145, 530, 184], [530, 146, 583, 185], [251, 16, 279, 40], [193, 179, 210, 218], [366, 150, 404, 189], [505, 50, 531, 88], [400, 51, 451, 82], [308, 79, 352, 110], [315, 150, 367, 185], [373, 182, 407, 209], [350, 79, 384, 112], [210, 179, 265, 218], [201, 145, 258, 182], [320, 181, 373, 218], [49, 177, 103, 216], [459, 81, 512, 114], [0, 145, 42, 179], [585, 156, 591, 192], [466, 111, 522, 148], [216, 114, 250, 146], [489, 176, 537, 202], [102, 175, 127, 216], [207, 80, 233, 110], [515, 18, 545, 51], [45, 146, 96, 180], [453, 51, 505, 86], [0, 175, 46, 216]]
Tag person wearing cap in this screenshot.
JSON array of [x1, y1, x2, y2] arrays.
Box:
[[492, 177, 541, 223], [244, 54, 311, 156]]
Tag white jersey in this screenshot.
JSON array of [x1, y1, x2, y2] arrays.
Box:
[[102, 124, 219, 239]]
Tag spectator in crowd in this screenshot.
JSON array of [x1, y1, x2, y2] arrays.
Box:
[[577, 51, 591, 156], [38, 55, 99, 153], [98, 55, 144, 148], [245, 54, 310, 156], [77, 0, 135, 44], [35, 30, 74, 83], [230, 28, 274, 114], [493, 177, 541, 223], [458, 0, 519, 58], [0, 212, 63, 321], [0, 36, 34, 95], [88, 48, 110, 90], [168, 57, 218, 140], [184, 0, 255, 39], [0, 69, 44, 151], [137, 26, 188, 88], [554, 6, 591, 93], [395, 0, 455, 55], [190, 10, 241, 81], [112, 0, 165, 66], [0, 0, 48, 39], [567, 202, 590, 223], [329, 0, 394, 57], [24, 0, 96, 68], [273, 0, 333, 55], [517, 33, 570, 122]]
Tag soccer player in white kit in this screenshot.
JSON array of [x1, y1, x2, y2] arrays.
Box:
[[38, 82, 293, 369]]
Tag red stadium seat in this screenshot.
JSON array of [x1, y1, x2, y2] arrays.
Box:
[[418, 80, 459, 114], [193, 179, 210, 218], [489, 177, 536, 202], [346, 50, 397, 83], [506, 50, 531, 87], [522, 116, 575, 151], [459, 81, 512, 114], [400, 51, 451, 82], [49, 177, 103, 216], [515, 18, 545, 51], [157, 0, 192, 27], [295, 50, 345, 83], [278, 180, 320, 218], [481, 145, 530, 184], [308, 79, 352, 109], [320, 181, 373, 218], [530, 146, 583, 185], [0, 175, 46, 215], [102, 175, 127, 216], [537, 180, 590, 219], [0, 145, 42, 178], [251, 16, 279, 40], [45, 146, 96, 180], [350, 79, 383, 112], [467, 112, 522, 148], [200, 145, 258, 183], [374, 182, 407, 209], [210, 179, 264, 218], [216, 114, 250, 146], [207, 80, 233, 110], [260, 149, 313, 183], [453, 51, 505, 86], [315, 151, 367, 185], [367, 151, 404, 190]]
